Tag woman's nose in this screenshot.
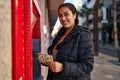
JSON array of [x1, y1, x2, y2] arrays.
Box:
[[62, 16, 66, 20]]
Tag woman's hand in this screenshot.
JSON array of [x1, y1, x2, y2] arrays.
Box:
[[47, 61, 63, 73]]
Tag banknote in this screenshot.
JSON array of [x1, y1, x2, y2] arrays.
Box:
[[37, 54, 53, 65]]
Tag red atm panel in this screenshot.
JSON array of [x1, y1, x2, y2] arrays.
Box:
[[12, 0, 33, 80]]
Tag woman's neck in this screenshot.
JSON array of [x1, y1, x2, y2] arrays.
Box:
[[65, 25, 74, 35]]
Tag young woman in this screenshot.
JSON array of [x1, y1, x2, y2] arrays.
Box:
[[47, 3, 94, 80]]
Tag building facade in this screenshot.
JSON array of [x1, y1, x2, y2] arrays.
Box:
[[0, 0, 50, 80]]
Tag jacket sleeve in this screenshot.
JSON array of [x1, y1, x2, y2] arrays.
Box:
[[60, 31, 94, 77]]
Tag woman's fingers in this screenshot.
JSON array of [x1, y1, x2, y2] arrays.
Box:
[[49, 62, 63, 73]]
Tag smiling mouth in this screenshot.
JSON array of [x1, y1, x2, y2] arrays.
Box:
[[63, 21, 68, 25], [63, 22, 67, 24]]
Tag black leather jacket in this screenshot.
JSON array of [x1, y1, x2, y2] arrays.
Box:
[[47, 25, 94, 80]]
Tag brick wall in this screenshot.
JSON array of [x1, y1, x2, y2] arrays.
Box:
[[0, 0, 12, 80]]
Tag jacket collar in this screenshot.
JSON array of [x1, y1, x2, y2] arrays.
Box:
[[58, 25, 81, 45], [52, 25, 89, 48]]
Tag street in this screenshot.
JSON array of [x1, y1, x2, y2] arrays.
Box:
[[92, 52, 120, 80]]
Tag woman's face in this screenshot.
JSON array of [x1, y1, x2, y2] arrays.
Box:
[[58, 6, 76, 29]]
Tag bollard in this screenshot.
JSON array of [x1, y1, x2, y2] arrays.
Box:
[[118, 48, 120, 62]]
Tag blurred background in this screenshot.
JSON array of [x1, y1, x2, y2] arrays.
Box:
[[0, 0, 120, 80]]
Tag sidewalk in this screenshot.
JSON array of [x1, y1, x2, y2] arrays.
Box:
[[91, 52, 120, 80], [99, 41, 119, 58]]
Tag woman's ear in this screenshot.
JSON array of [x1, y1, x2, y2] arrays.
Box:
[[73, 13, 77, 19]]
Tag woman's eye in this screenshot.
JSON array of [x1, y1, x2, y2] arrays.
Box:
[[65, 13, 69, 17], [58, 15, 62, 18]]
